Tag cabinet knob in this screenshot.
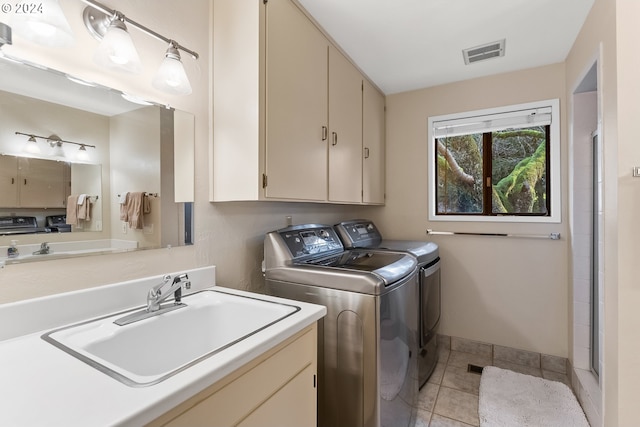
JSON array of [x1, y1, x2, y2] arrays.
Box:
[[332, 132, 338, 146], [321, 126, 328, 141], [364, 147, 370, 159]]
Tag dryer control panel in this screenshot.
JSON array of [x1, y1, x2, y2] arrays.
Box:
[[335, 219, 383, 248]]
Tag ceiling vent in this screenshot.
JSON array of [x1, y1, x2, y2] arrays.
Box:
[[463, 39, 505, 65]]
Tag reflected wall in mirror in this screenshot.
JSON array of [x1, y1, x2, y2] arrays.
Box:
[[0, 57, 194, 264]]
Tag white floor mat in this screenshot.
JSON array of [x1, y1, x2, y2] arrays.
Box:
[[479, 366, 590, 427]]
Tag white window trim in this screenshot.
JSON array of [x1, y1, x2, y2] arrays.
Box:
[[427, 99, 561, 223]]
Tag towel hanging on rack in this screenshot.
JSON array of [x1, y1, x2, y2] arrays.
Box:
[[120, 192, 152, 229], [66, 194, 95, 225], [66, 195, 78, 225], [77, 194, 91, 221]]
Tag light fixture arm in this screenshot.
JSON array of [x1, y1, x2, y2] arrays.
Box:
[[80, 0, 199, 60], [15, 132, 96, 149]]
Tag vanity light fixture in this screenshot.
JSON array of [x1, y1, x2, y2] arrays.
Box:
[[76, 145, 90, 161], [92, 11, 141, 73], [81, 0, 199, 95], [23, 135, 41, 154], [0, 22, 12, 49], [16, 132, 95, 160], [152, 41, 192, 95], [48, 135, 66, 158], [11, 0, 74, 47]]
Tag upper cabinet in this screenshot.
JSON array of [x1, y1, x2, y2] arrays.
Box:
[[0, 155, 70, 209], [328, 46, 364, 203], [363, 80, 386, 204], [212, 0, 385, 205], [263, 0, 328, 201]]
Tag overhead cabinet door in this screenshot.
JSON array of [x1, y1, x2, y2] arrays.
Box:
[[328, 46, 363, 203], [264, 0, 329, 201], [19, 157, 68, 208], [0, 156, 18, 208], [362, 79, 385, 204]]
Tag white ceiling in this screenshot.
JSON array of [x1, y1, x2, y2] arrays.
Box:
[[297, 0, 595, 95]]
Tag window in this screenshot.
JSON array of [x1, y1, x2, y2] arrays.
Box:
[[427, 99, 560, 223]]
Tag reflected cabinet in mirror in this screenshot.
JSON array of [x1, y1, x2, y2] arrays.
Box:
[[0, 57, 194, 265]]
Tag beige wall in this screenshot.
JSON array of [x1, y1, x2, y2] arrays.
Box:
[[1, 1, 569, 358], [0, 0, 363, 303], [566, 0, 640, 423], [565, 0, 619, 424], [109, 107, 161, 248], [615, 1, 640, 423], [6, 5, 640, 425], [377, 63, 569, 357], [0, 90, 111, 239]]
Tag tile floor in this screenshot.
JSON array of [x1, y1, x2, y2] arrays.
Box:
[[415, 336, 573, 427]]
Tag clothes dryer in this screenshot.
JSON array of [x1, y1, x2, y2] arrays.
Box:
[[335, 219, 441, 388]]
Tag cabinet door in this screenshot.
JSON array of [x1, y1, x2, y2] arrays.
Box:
[[264, 0, 329, 201], [18, 157, 68, 208], [328, 46, 363, 203], [0, 156, 19, 208], [238, 364, 316, 427], [362, 80, 385, 204]]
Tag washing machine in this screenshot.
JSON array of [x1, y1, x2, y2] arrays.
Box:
[[264, 223, 419, 427], [335, 219, 441, 388]]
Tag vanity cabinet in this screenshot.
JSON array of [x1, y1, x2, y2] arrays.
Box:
[[0, 155, 70, 208], [212, 0, 385, 205], [149, 324, 317, 427]]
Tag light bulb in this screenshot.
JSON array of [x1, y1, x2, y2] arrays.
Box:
[[77, 145, 90, 161], [24, 136, 40, 154], [11, 0, 74, 47], [152, 44, 192, 95], [93, 17, 141, 73], [50, 141, 65, 157]]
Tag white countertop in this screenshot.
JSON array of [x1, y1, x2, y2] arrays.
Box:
[[0, 267, 326, 427]]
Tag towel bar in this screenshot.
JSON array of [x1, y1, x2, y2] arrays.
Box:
[[426, 229, 561, 240], [117, 192, 158, 198]]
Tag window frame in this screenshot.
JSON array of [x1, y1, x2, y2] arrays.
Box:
[[427, 99, 561, 223]]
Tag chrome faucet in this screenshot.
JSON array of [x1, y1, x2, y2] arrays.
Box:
[[114, 273, 191, 326], [32, 242, 50, 255], [146, 273, 190, 312]]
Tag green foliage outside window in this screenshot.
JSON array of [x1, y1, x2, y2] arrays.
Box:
[[436, 126, 549, 216]]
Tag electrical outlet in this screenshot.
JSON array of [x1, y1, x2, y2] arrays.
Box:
[[122, 222, 127, 234]]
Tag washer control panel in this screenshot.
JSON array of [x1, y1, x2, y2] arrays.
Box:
[[279, 226, 343, 259]]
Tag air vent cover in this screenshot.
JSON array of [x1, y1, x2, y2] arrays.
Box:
[[463, 39, 505, 65]]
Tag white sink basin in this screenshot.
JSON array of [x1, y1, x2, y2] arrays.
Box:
[[42, 290, 300, 387]]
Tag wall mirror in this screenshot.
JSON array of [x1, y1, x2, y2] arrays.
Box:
[[0, 56, 194, 265]]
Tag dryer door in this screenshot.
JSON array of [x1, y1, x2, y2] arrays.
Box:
[[420, 258, 441, 347]]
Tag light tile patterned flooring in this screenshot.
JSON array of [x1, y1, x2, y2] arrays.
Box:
[[415, 336, 573, 427]]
